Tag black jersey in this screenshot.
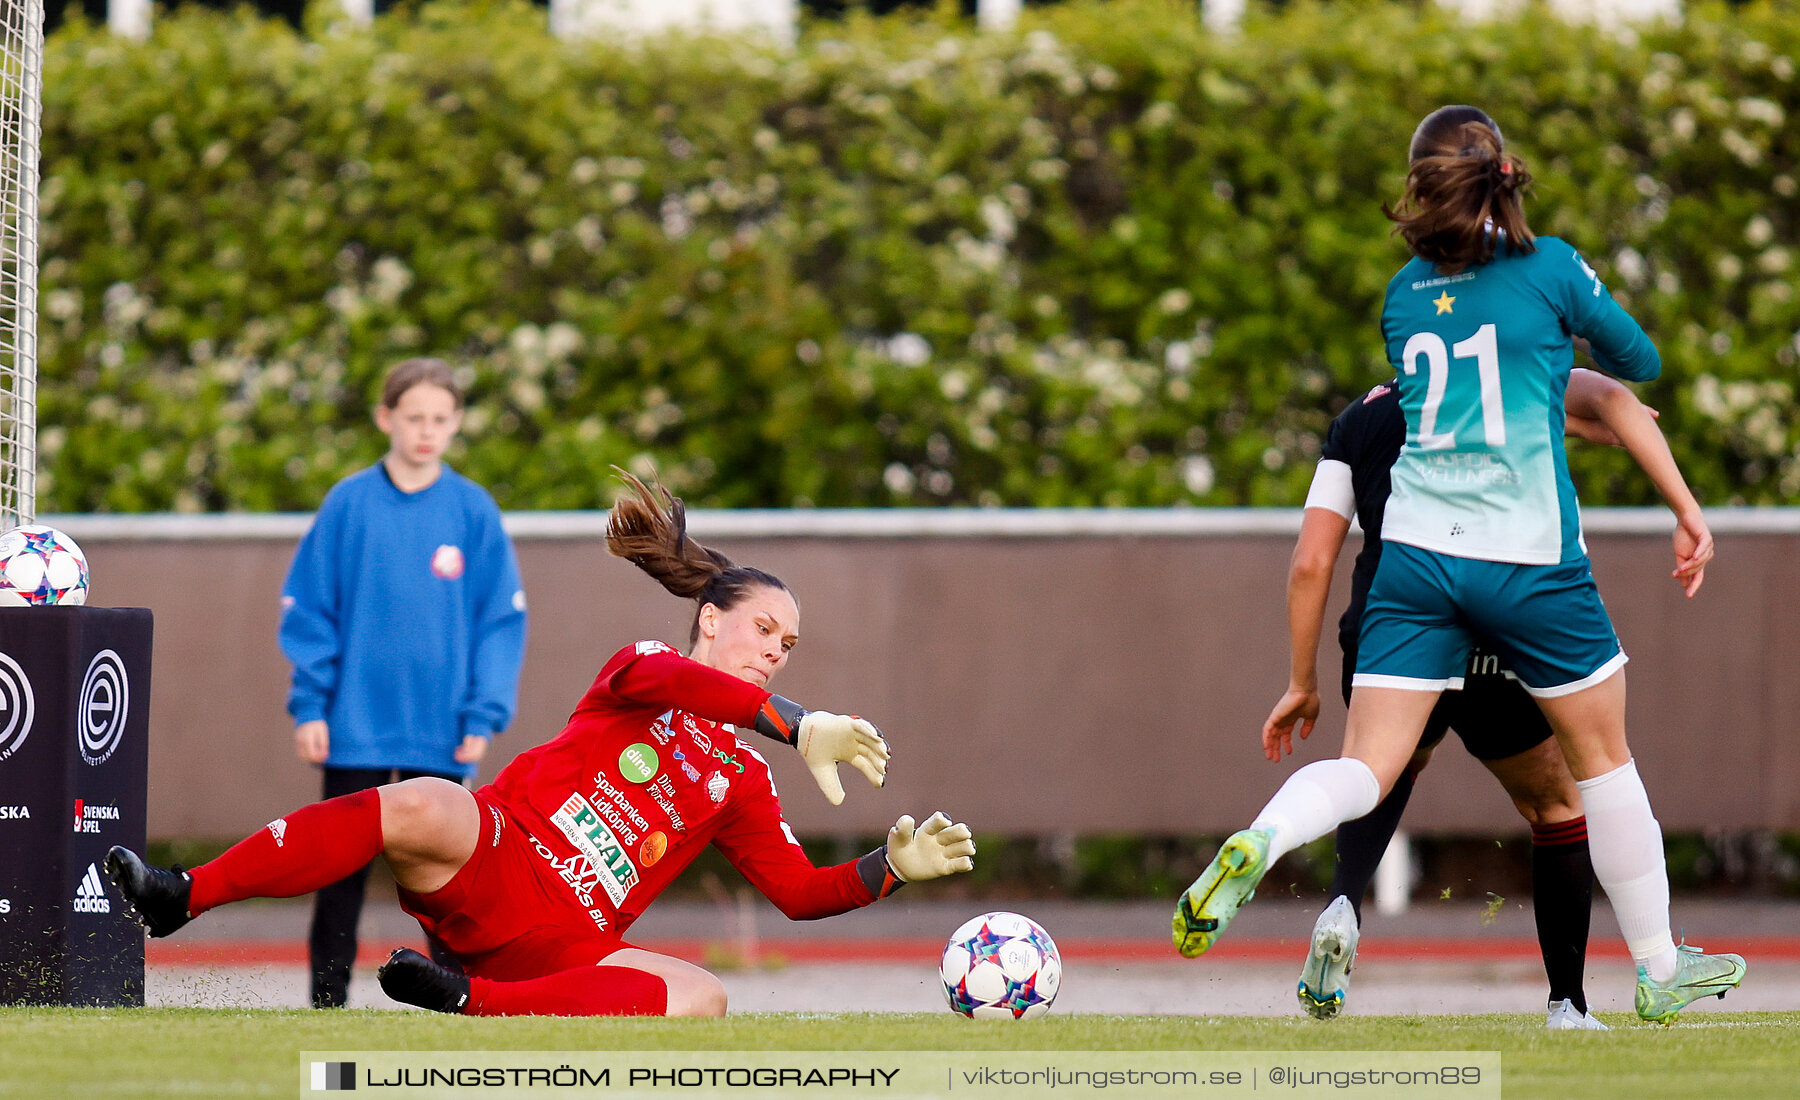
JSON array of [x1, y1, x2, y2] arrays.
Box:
[[1317, 380, 1406, 654]]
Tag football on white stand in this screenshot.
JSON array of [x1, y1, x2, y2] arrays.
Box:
[[940, 910, 1062, 1019], [0, 525, 89, 606]]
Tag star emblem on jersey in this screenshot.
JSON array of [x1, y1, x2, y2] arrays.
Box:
[[1433, 291, 1455, 315]]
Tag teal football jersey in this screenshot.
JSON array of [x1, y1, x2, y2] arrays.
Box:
[[1379, 237, 1659, 565]]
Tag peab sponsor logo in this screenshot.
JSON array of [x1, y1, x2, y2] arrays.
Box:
[[72, 862, 111, 914], [550, 793, 640, 907], [73, 799, 121, 834], [0, 651, 34, 765]]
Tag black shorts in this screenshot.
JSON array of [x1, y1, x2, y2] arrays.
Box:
[[1340, 643, 1554, 762]]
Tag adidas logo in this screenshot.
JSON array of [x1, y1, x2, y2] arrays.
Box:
[[72, 862, 112, 914], [267, 818, 287, 847]]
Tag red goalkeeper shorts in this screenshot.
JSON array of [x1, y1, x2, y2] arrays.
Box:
[[397, 793, 630, 981]]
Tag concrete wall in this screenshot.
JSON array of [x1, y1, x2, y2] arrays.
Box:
[[46, 509, 1800, 841]]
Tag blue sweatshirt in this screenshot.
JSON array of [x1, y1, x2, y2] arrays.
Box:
[[280, 464, 528, 778]]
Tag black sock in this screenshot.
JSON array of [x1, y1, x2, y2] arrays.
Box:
[[1531, 816, 1594, 1015], [1329, 768, 1416, 925]]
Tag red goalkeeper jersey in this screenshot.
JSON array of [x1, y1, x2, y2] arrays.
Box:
[[480, 641, 875, 934]]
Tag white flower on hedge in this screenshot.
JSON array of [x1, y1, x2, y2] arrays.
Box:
[[1745, 216, 1774, 247], [544, 322, 583, 360], [1181, 454, 1215, 496], [1716, 254, 1743, 281], [45, 288, 80, 322], [940, 370, 970, 401], [1759, 248, 1790, 274], [1165, 342, 1194, 375], [883, 463, 916, 495], [510, 378, 546, 413], [661, 196, 692, 240], [509, 324, 543, 358], [1141, 101, 1178, 130], [981, 197, 1016, 244], [370, 257, 414, 305], [103, 282, 149, 329], [1613, 248, 1647, 287], [1721, 129, 1762, 166], [1738, 97, 1784, 128], [1159, 289, 1193, 315], [888, 333, 931, 367], [955, 234, 1006, 273], [324, 286, 364, 320]]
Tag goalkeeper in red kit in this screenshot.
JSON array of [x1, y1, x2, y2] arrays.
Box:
[[106, 474, 975, 1017]]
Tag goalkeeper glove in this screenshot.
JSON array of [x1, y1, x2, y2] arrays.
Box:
[[885, 812, 976, 882], [754, 697, 890, 806]]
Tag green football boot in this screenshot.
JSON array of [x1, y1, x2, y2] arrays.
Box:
[[1634, 943, 1747, 1025], [1172, 828, 1273, 958]]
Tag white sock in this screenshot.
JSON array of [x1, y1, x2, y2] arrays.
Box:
[[1577, 758, 1678, 981], [1250, 758, 1381, 864]]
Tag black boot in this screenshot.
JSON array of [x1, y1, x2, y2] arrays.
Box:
[[378, 948, 471, 1014], [103, 846, 193, 938]]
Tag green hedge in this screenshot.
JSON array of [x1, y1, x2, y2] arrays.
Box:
[[35, 0, 1800, 511]]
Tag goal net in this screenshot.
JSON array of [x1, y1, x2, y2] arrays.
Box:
[[0, 0, 40, 531]]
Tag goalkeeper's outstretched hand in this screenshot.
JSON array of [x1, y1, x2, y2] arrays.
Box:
[[886, 811, 976, 882], [797, 711, 890, 806]]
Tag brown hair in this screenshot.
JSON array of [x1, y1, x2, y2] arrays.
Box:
[[605, 472, 790, 646], [380, 358, 464, 410], [1384, 106, 1535, 275]]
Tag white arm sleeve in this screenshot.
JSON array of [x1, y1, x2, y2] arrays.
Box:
[[1303, 459, 1355, 520]]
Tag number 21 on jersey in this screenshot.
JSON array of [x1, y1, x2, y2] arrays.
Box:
[[1400, 323, 1504, 450]]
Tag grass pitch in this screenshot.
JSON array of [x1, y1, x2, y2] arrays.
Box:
[[2, 1008, 1795, 1099]]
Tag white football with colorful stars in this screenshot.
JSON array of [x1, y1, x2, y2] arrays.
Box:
[[0, 525, 88, 606], [940, 910, 1061, 1019]]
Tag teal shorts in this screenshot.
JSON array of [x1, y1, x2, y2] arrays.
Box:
[[1353, 541, 1626, 697]]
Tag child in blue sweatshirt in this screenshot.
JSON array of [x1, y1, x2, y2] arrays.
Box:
[[280, 357, 527, 1008]]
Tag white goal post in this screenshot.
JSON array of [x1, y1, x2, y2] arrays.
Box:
[[0, 0, 41, 531]]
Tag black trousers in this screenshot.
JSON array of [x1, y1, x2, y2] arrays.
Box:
[[310, 765, 463, 1008]]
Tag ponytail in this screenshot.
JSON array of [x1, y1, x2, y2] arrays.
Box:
[[1384, 109, 1536, 274], [605, 471, 790, 644]]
